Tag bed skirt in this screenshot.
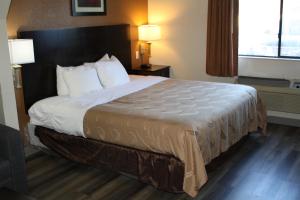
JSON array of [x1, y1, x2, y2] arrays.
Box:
[[35, 126, 185, 193]]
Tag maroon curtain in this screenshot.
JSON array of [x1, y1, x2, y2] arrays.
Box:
[[206, 0, 239, 77]]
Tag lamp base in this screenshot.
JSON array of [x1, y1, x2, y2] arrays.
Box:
[[12, 65, 22, 88], [141, 64, 152, 69]]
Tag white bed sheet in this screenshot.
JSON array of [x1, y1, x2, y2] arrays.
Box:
[[29, 75, 167, 137]]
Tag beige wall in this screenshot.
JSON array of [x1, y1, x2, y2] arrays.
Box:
[[0, 0, 19, 128], [148, 0, 233, 82], [148, 1, 300, 82]]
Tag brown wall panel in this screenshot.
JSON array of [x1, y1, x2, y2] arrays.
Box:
[[7, 0, 149, 67]]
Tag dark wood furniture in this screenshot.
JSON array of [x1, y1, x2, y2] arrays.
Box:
[[0, 125, 27, 193], [0, 189, 35, 200], [128, 65, 170, 78]]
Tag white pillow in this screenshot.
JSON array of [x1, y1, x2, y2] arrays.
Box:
[[57, 65, 76, 96], [84, 53, 111, 67], [100, 53, 110, 61], [95, 56, 130, 88], [63, 67, 103, 97], [57, 54, 109, 96]]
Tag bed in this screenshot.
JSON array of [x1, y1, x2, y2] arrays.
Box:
[[20, 24, 267, 197]]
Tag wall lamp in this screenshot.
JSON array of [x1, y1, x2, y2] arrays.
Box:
[[8, 39, 35, 88], [138, 24, 161, 68]]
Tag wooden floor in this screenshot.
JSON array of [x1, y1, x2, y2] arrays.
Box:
[[26, 124, 300, 200]]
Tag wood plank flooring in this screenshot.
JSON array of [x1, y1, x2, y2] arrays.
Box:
[[25, 124, 300, 200]]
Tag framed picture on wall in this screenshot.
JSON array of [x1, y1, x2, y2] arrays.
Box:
[[72, 0, 107, 16]]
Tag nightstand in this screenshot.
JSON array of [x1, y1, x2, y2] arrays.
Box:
[[0, 189, 35, 200], [128, 65, 170, 78]]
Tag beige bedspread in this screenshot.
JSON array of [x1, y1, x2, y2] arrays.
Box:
[[83, 79, 267, 197]]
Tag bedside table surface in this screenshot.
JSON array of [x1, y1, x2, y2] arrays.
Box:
[[129, 65, 170, 78], [131, 65, 170, 72]]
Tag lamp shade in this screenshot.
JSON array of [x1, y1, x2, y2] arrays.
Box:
[[8, 39, 35, 65], [138, 25, 161, 42]]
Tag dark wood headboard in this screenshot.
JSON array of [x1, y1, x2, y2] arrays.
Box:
[[18, 24, 132, 112]]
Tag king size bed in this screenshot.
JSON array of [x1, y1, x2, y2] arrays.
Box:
[[20, 24, 267, 197]]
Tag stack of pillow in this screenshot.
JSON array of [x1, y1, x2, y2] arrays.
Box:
[[57, 54, 130, 97]]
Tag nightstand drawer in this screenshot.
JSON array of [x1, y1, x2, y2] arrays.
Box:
[[128, 65, 170, 78]]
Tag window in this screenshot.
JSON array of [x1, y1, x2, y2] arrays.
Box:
[[239, 0, 300, 58]]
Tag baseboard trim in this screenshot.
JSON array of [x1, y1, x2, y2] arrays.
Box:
[[268, 116, 300, 127]]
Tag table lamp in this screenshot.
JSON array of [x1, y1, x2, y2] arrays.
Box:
[[8, 39, 35, 88], [138, 24, 161, 68]]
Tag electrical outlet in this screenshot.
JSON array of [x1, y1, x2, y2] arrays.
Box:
[[136, 51, 139, 59], [293, 82, 300, 89], [290, 80, 300, 89]]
